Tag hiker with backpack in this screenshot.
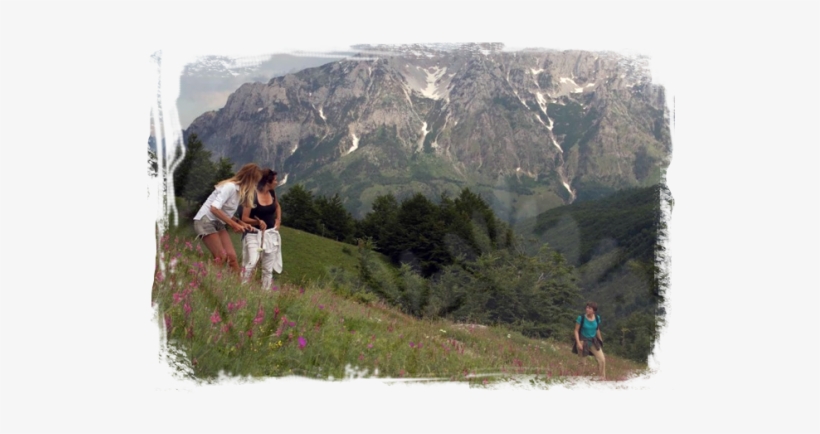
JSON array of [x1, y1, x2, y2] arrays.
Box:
[[574, 301, 606, 380]]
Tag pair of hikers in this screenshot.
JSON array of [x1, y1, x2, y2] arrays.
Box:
[[191, 163, 282, 288], [574, 301, 606, 381]]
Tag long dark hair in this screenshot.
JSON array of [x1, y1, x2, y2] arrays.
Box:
[[257, 169, 278, 190]]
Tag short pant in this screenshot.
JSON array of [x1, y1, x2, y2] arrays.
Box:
[[193, 215, 226, 237]]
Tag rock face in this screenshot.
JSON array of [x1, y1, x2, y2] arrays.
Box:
[[186, 44, 671, 221]]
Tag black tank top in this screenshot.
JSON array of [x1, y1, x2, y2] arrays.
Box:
[[249, 190, 278, 230]]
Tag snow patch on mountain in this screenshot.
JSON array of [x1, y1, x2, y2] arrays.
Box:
[[418, 121, 429, 151], [347, 134, 359, 155], [420, 67, 448, 99]]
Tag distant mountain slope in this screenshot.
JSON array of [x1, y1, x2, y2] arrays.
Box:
[[516, 184, 664, 269], [514, 184, 669, 362], [185, 44, 671, 221]]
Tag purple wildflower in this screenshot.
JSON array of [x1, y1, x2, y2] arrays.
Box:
[[298, 336, 307, 349]]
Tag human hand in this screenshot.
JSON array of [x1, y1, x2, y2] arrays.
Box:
[[257, 219, 267, 231]]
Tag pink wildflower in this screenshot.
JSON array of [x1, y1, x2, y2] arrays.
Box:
[[155, 272, 165, 282], [318, 305, 324, 310], [288, 321, 296, 328], [173, 293, 183, 304], [298, 336, 307, 349], [216, 271, 222, 280], [367, 343, 373, 349], [253, 306, 265, 325], [185, 241, 193, 250], [247, 329, 253, 337], [183, 303, 191, 316], [358, 353, 364, 362], [164, 314, 172, 330], [271, 285, 279, 292], [227, 302, 235, 312], [409, 342, 415, 348], [273, 307, 280, 317], [210, 309, 222, 324], [299, 287, 305, 295]]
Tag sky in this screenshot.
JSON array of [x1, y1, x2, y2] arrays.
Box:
[[1, 1, 819, 433]]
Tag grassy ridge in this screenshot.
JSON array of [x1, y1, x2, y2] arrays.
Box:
[[153, 228, 646, 384], [165, 221, 381, 287]]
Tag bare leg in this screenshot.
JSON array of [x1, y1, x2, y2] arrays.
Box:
[[217, 230, 240, 272], [202, 231, 228, 266], [590, 345, 606, 380]]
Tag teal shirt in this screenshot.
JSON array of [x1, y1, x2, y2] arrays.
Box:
[[576, 315, 600, 339]]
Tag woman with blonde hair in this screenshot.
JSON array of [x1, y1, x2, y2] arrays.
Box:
[[193, 163, 262, 272]]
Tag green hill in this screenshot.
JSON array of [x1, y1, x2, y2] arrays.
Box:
[[152, 228, 646, 383], [165, 214, 386, 287]]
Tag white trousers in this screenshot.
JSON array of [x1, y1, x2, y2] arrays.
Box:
[[241, 228, 283, 288]]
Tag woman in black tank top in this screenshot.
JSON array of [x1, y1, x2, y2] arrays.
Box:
[[240, 169, 282, 289]]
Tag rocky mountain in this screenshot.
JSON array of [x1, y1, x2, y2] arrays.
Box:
[[178, 53, 344, 128], [185, 43, 671, 221]]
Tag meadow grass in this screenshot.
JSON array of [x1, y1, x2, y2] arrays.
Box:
[[152, 229, 646, 386]]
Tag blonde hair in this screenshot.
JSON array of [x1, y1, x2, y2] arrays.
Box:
[[215, 163, 263, 208]]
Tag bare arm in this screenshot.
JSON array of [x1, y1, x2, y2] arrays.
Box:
[[211, 205, 248, 233], [275, 200, 282, 230], [241, 206, 266, 230], [596, 328, 603, 342], [574, 322, 582, 346]]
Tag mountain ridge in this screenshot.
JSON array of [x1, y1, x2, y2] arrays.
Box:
[[185, 46, 670, 220]]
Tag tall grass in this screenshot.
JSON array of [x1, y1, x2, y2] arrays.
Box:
[[152, 230, 646, 385]]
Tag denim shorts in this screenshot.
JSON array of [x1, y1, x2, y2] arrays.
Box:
[[193, 215, 226, 237]]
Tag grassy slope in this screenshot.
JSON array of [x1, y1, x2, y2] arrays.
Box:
[[154, 224, 646, 385]]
